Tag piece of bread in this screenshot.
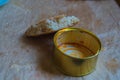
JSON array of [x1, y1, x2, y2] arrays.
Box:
[[25, 15, 80, 36]]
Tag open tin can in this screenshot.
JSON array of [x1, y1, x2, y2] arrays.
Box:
[[53, 27, 101, 76]]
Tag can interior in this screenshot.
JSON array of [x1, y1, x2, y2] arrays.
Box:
[[55, 28, 101, 59]]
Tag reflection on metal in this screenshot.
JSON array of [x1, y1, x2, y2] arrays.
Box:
[[53, 27, 101, 76]]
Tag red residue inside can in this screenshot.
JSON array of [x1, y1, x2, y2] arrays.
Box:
[[58, 43, 94, 58]]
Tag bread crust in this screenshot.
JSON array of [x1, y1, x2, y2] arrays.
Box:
[[25, 15, 79, 37]]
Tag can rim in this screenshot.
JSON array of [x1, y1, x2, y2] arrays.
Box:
[[53, 27, 101, 60]]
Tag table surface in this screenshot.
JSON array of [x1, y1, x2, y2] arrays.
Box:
[[0, 0, 120, 80]]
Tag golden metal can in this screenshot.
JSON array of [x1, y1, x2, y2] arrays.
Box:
[[53, 27, 101, 76]]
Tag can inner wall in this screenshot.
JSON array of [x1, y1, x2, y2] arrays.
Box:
[[55, 29, 100, 58]]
